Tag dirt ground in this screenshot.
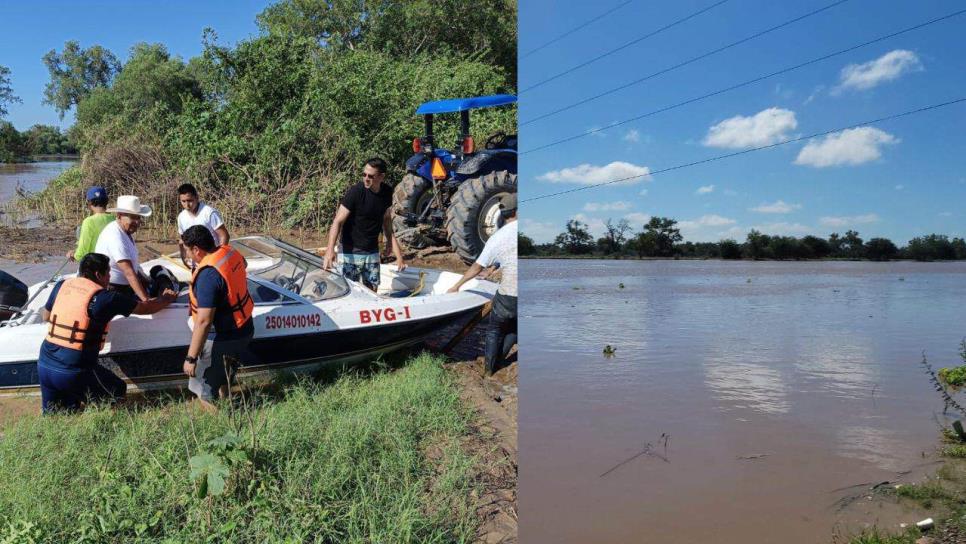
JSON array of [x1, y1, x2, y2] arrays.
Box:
[[0, 226, 518, 543]]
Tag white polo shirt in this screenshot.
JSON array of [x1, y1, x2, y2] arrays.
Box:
[[476, 220, 517, 297], [94, 220, 140, 285], [177, 202, 225, 243]]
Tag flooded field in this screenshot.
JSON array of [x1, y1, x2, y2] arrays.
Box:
[[520, 259, 966, 543]]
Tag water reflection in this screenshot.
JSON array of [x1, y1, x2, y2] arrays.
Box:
[[522, 259, 966, 544]]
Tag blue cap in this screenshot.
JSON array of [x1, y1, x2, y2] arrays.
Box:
[[86, 186, 107, 201]]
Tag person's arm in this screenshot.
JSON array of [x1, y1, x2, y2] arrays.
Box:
[[41, 308, 50, 322], [131, 289, 177, 315], [71, 219, 93, 261], [183, 307, 214, 377], [116, 260, 150, 301], [447, 262, 484, 293], [382, 210, 407, 271], [323, 205, 351, 270]]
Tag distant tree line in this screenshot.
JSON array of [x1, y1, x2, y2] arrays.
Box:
[[0, 64, 78, 162], [520, 217, 966, 262], [0, 122, 78, 162]]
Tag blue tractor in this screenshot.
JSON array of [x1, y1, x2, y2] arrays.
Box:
[[392, 94, 517, 264]]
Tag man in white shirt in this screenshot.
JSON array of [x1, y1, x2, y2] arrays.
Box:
[[177, 183, 230, 269], [95, 195, 153, 301], [447, 194, 517, 375]]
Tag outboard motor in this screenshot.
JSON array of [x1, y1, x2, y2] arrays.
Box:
[[148, 265, 179, 297], [0, 270, 28, 323]]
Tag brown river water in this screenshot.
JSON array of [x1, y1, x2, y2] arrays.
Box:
[[520, 259, 966, 543], [0, 160, 75, 204]]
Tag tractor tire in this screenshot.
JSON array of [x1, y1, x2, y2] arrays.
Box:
[[392, 174, 437, 250], [446, 170, 517, 264]]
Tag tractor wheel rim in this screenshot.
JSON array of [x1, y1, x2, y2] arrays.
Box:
[[479, 193, 509, 242], [416, 190, 435, 217]]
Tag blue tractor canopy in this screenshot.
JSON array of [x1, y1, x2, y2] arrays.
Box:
[[415, 94, 517, 115]]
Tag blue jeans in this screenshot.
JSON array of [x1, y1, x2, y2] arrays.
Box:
[[485, 293, 517, 375], [38, 362, 126, 414]]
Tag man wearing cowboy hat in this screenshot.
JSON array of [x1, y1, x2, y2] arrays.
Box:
[[447, 194, 518, 376], [94, 195, 153, 301]]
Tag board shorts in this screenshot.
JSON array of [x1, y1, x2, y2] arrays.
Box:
[[189, 335, 253, 402], [339, 252, 381, 291]]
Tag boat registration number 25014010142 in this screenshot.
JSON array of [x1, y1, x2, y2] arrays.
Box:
[[359, 306, 412, 324], [265, 314, 323, 330]]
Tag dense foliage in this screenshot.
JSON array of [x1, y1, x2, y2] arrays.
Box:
[[522, 218, 966, 261], [29, 0, 517, 232]]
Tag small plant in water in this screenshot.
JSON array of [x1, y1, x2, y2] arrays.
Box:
[[618, 283, 625, 289], [937, 340, 966, 387], [603, 345, 616, 357]]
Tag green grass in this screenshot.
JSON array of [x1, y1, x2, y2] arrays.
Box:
[[0, 353, 479, 543]]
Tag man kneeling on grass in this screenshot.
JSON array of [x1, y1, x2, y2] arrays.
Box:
[[39, 253, 176, 413], [181, 225, 254, 411]]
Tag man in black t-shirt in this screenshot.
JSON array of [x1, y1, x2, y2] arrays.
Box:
[[323, 158, 407, 291]]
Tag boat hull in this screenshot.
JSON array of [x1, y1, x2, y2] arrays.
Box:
[[0, 308, 478, 396]]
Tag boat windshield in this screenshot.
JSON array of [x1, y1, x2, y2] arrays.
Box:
[[232, 237, 350, 302]]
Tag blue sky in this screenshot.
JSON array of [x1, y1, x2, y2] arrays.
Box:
[[0, 0, 271, 131], [520, 0, 966, 245]]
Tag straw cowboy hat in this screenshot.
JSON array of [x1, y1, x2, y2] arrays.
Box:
[[107, 195, 153, 217]]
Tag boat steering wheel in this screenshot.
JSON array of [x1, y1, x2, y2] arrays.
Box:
[[272, 271, 304, 292]]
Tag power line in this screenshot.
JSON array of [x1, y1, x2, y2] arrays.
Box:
[[522, 0, 850, 126], [522, 97, 966, 203], [520, 0, 731, 94], [521, 8, 966, 156], [521, 0, 634, 60]]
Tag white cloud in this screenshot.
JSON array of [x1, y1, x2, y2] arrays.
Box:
[[696, 184, 715, 195], [703, 107, 797, 149], [520, 218, 560, 244], [678, 215, 738, 242], [538, 161, 651, 185], [623, 129, 640, 143], [623, 212, 651, 227], [794, 127, 898, 168], [573, 213, 607, 238], [583, 201, 632, 212], [751, 222, 813, 236], [836, 50, 922, 92], [818, 214, 880, 228], [804, 85, 825, 105], [749, 200, 802, 214]]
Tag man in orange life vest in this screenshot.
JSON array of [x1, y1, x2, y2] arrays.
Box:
[[181, 225, 254, 410], [38, 253, 176, 413]]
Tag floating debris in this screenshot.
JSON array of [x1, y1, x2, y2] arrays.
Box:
[[603, 345, 616, 357], [746, 278, 752, 283], [899, 277, 906, 281], [917, 518, 934, 531], [618, 283, 625, 289]]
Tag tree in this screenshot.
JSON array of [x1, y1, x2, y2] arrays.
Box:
[[907, 234, 956, 261], [864, 237, 898, 261], [828, 232, 844, 257], [843, 230, 863, 259], [953, 237, 966, 260], [768, 236, 800, 260], [519, 233, 535, 256], [42, 41, 120, 118], [554, 219, 594, 254], [719, 239, 742, 259], [0, 65, 21, 118], [256, 0, 517, 82], [744, 229, 771, 260], [801, 235, 831, 259], [641, 216, 681, 257], [598, 218, 631, 254], [0, 121, 26, 162]]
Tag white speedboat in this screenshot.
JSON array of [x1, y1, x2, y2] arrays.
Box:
[[0, 236, 494, 395]]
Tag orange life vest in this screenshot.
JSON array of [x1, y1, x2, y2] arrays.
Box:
[[188, 245, 253, 329], [45, 277, 109, 351]]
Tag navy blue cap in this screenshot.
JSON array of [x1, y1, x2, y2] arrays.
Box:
[[86, 186, 107, 201]]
